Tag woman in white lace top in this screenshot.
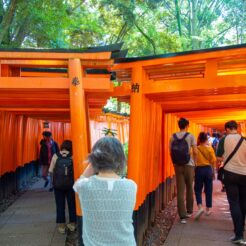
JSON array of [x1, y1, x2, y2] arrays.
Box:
[[74, 137, 137, 246]]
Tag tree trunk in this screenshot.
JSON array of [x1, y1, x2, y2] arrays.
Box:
[[115, 22, 128, 43], [0, 0, 18, 45], [12, 18, 29, 47], [174, 0, 182, 37], [134, 22, 156, 55], [236, 26, 239, 44], [0, 0, 4, 24], [241, 0, 245, 43], [190, 0, 199, 49], [188, 0, 191, 37]]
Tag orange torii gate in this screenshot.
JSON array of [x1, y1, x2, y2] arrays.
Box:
[[110, 43, 246, 244], [0, 44, 127, 245], [1, 43, 246, 245]]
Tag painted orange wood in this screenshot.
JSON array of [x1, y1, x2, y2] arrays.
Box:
[[1, 59, 67, 66], [0, 51, 111, 60], [0, 112, 71, 176], [143, 75, 246, 94], [0, 45, 246, 219], [0, 108, 70, 112], [0, 59, 114, 67], [1, 64, 9, 76], [111, 82, 131, 97], [0, 77, 113, 91], [68, 59, 89, 216], [0, 77, 68, 88], [127, 66, 144, 209], [21, 72, 67, 77]]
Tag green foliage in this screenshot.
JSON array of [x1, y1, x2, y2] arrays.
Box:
[[123, 142, 128, 158], [122, 142, 128, 177], [102, 127, 117, 137], [0, 0, 70, 48], [0, 0, 244, 53], [103, 97, 130, 116]]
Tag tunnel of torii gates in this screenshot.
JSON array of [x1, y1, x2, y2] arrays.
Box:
[[0, 43, 246, 245]]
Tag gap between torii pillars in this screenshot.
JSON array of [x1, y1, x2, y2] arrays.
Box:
[[69, 58, 89, 244]]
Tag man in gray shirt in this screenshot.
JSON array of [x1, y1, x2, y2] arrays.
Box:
[[170, 118, 197, 224], [216, 120, 246, 244]]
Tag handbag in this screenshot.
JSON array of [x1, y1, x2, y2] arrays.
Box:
[[217, 136, 245, 182], [217, 166, 224, 182]]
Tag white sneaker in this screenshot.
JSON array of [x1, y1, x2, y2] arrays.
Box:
[[195, 208, 204, 220], [180, 218, 187, 224], [185, 213, 193, 218], [57, 223, 66, 234], [230, 236, 245, 244], [67, 222, 76, 232]]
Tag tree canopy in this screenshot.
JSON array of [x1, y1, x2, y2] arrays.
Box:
[[0, 0, 245, 56]]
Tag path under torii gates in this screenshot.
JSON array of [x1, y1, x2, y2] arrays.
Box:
[[111, 43, 246, 244], [0, 43, 246, 245]]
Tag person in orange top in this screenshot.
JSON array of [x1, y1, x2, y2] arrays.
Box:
[[194, 132, 216, 220]]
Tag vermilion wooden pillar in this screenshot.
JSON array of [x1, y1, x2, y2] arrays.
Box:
[[128, 66, 144, 207], [127, 66, 145, 245], [68, 58, 89, 245]]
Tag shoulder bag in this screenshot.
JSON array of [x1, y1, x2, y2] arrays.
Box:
[[217, 136, 245, 182]]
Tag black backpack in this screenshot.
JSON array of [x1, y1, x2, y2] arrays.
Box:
[[170, 133, 190, 165], [53, 152, 74, 190]]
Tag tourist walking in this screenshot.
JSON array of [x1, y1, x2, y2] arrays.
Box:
[[170, 118, 197, 224], [194, 132, 216, 220], [216, 120, 246, 244], [49, 140, 76, 234], [39, 131, 59, 190]]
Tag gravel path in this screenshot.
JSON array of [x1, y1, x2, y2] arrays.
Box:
[[143, 198, 177, 246]]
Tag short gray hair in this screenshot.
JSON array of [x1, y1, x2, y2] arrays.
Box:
[[88, 137, 126, 173]]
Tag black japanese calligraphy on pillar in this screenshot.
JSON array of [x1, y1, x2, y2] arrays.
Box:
[[43, 121, 50, 128], [72, 77, 80, 86], [131, 83, 140, 93]]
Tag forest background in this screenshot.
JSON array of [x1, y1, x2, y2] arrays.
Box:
[[0, 0, 245, 113]]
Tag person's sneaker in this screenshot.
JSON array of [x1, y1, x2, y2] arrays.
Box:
[[230, 236, 245, 244], [180, 218, 187, 224], [57, 223, 66, 234], [67, 222, 76, 232], [194, 208, 204, 220], [205, 210, 212, 216], [185, 213, 193, 218]]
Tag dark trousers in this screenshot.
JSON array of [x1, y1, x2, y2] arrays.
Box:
[[174, 165, 194, 218], [54, 188, 76, 224], [42, 165, 49, 180], [224, 170, 246, 238], [194, 166, 213, 208]]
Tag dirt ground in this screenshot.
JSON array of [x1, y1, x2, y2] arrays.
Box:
[[143, 198, 177, 246]]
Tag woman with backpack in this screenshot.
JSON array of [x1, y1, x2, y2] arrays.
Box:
[[48, 140, 76, 234], [73, 137, 137, 246], [194, 132, 216, 220]]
